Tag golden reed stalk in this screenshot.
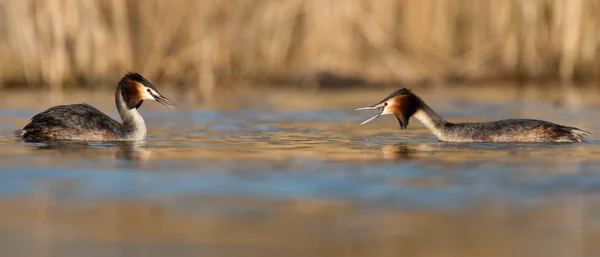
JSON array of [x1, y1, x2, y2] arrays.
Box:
[[0, 0, 598, 90]]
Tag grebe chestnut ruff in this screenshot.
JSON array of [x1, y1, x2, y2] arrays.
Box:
[[356, 89, 590, 143], [17, 72, 176, 142]]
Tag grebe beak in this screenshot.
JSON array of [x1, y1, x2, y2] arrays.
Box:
[[149, 91, 177, 108], [355, 104, 386, 125]]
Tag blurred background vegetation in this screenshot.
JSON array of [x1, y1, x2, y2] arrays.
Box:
[[0, 0, 599, 90]]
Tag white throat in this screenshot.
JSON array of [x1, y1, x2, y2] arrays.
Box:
[[412, 109, 446, 141], [115, 91, 147, 140]]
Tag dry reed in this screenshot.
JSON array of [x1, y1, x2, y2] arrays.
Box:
[[1, 0, 600, 90]]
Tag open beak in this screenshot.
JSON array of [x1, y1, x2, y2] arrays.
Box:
[[355, 105, 384, 125], [151, 93, 177, 108]]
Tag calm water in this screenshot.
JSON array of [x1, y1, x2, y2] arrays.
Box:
[[0, 84, 599, 257]]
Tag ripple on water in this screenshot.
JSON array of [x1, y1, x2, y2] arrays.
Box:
[[0, 87, 599, 256]]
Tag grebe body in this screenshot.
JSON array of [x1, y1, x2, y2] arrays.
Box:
[[356, 89, 590, 143], [17, 73, 176, 142]]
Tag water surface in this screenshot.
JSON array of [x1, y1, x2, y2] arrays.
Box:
[[0, 84, 599, 257]]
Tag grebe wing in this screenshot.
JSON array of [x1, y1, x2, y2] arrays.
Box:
[[481, 119, 587, 132], [475, 119, 589, 142], [23, 103, 122, 132], [482, 119, 548, 130]]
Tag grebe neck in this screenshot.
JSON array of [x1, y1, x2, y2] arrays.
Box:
[[412, 100, 449, 141], [115, 89, 147, 140]]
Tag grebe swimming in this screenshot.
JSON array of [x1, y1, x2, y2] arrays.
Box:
[[17, 72, 176, 142], [355, 89, 590, 143]]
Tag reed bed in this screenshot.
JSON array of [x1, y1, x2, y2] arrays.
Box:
[[1, 0, 599, 90]]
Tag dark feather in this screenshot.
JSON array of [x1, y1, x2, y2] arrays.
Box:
[[376, 88, 412, 105], [19, 103, 124, 142], [123, 72, 158, 91]]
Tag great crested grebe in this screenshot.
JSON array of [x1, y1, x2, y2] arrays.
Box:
[[17, 72, 176, 142], [355, 89, 590, 143]]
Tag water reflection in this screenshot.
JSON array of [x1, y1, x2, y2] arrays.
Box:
[[0, 86, 598, 257], [380, 141, 594, 167], [31, 141, 151, 162], [381, 143, 416, 160]]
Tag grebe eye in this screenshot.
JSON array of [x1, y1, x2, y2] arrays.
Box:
[[384, 102, 388, 106], [147, 88, 152, 93]]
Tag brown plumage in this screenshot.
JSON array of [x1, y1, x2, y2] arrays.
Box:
[[356, 89, 590, 143], [16, 72, 177, 142]]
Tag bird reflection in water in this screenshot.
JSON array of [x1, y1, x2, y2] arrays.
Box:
[[381, 143, 415, 160], [115, 141, 152, 161], [380, 142, 441, 160], [32, 140, 151, 162]]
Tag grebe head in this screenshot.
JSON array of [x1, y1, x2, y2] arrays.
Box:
[[355, 88, 418, 129], [119, 72, 177, 109]]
